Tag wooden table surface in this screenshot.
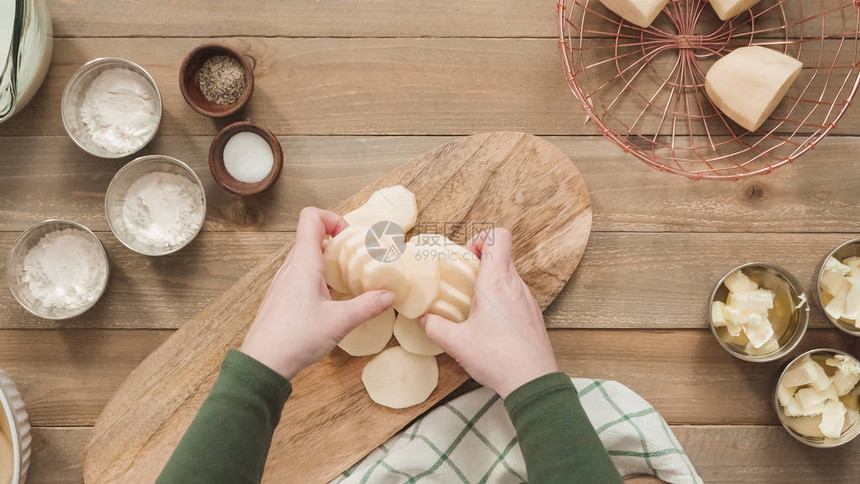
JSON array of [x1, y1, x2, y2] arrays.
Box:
[[1, 1, 859, 482]]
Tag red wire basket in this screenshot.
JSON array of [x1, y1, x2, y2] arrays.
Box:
[[558, 0, 860, 180]]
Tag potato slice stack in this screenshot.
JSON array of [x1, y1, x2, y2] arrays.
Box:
[[324, 186, 480, 408]]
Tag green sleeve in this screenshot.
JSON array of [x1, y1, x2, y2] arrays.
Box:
[[504, 372, 623, 484], [157, 350, 292, 484]]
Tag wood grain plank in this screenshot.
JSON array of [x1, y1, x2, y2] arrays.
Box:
[[0, 330, 171, 427], [1, 38, 857, 138], [2, 136, 860, 234], [29, 427, 90, 484], [25, 424, 860, 484], [675, 425, 860, 483], [45, 0, 853, 39], [2, 232, 853, 330], [46, 0, 555, 38], [0, 328, 853, 428]]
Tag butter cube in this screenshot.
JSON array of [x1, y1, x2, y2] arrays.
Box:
[[724, 269, 758, 293], [778, 383, 797, 407], [743, 314, 774, 349], [831, 370, 860, 396], [785, 395, 825, 417], [844, 277, 860, 321], [711, 301, 727, 327], [843, 256, 860, 273], [721, 305, 745, 336], [597, 0, 669, 28], [841, 393, 859, 412], [721, 329, 749, 347], [782, 356, 830, 389], [826, 354, 860, 375], [819, 401, 847, 438], [705, 46, 803, 132], [786, 415, 825, 438], [709, 0, 762, 21], [745, 337, 778, 356], [821, 257, 850, 296], [727, 289, 774, 313], [796, 385, 838, 410], [825, 282, 851, 321]]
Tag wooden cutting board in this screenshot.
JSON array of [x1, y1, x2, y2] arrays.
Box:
[[83, 132, 592, 483]]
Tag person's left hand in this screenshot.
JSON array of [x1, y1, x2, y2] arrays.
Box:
[[241, 207, 395, 380]]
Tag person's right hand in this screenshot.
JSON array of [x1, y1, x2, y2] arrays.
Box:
[[418, 228, 559, 398]]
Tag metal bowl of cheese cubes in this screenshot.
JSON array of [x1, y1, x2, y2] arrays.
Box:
[[775, 349, 860, 448], [817, 238, 860, 337], [709, 263, 809, 362]]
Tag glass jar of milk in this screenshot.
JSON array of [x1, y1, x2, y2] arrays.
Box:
[[0, 0, 53, 124]]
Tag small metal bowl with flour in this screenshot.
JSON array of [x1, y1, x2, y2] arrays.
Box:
[[105, 155, 207, 256], [61, 58, 162, 158], [7, 220, 110, 320]]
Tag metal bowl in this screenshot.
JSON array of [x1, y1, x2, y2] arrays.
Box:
[[817, 238, 860, 337], [61, 57, 162, 158], [775, 349, 860, 448], [0, 365, 31, 484], [105, 155, 206, 256], [6, 220, 109, 320], [708, 262, 809, 362]]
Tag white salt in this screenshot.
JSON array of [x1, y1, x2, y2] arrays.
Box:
[[223, 131, 274, 183]]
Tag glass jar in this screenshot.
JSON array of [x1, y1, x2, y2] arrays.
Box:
[[0, 0, 53, 124]]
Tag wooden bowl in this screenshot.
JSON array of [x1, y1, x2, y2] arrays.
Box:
[[179, 43, 254, 117], [209, 121, 283, 196]]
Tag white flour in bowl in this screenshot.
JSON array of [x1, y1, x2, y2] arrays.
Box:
[[79, 68, 158, 154], [22, 229, 108, 311], [121, 172, 205, 252]]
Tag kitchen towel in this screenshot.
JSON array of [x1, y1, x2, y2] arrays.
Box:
[[334, 378, 702, 483]]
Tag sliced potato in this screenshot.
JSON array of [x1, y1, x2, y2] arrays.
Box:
[[323, 226, 365, 294], [429, 299, 467, 323], [394, 313, 444, 356], [362, 346, 439, 408], [437, 280, 472, 316], [344, 185, 418, 232], [337, 307, 396, 356], [394, 243, 441, 318]]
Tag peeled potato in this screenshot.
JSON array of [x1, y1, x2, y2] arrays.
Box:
[[362, 346, 439, 408], [323, 226, 366, 294], [394, 313, 444, 356], [338, 308, 396, 356], [709, 0, 760, 21], [411, 234, 479, 295], [395, 243, 441, 318], [0, 431, 12, 484]]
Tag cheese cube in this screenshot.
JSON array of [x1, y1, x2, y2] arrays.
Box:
[[778, 383, 797, 407], [724, 269, 758, 292], [709, 0, 761, 21], [727, 289, 774, 313], [782, 356, 831, 389], [705, 46, 803, 132], [796, 385, 839, 410], [597, 0, 669, 28], [711, 301, 727, 327], [745, 336, 778, 356], [825, 281, 851, 321], [819, 401, 847, 438]]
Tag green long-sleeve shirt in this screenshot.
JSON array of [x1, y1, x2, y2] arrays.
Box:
[[158, 351, 622, 483]]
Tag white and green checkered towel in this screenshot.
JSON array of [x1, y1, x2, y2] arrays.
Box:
[[335, 378, 701, 483]]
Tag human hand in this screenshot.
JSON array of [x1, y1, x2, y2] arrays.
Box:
[[241, 207, 395, 380], [419, 228, 559, 398]]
